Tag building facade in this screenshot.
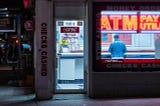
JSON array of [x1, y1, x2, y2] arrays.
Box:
[[34, 0, 160, 100]]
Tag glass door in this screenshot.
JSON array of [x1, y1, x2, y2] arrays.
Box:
[[56, 20, 84, 91]]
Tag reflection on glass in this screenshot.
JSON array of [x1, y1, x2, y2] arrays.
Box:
[[0, 32, 33, 85], [100, 11, 160, 59]]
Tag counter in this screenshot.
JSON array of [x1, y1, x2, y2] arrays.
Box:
[[57, 53, 84, 81]]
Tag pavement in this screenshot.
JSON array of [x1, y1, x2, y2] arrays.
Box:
[[1, 86, 160, 106]]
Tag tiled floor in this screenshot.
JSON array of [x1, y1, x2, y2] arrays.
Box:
[[1, 86, 160, 106]]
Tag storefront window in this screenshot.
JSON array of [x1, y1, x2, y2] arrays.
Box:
[[100, 11, 160, 59], [93, 2, 160, 72]]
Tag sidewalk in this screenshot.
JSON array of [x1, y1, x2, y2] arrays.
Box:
[[0, 86, 160, 106]]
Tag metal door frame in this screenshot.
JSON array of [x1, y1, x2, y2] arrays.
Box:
[[55, 19, 86, 93]]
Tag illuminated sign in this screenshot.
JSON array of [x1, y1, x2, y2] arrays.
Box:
[[60, 27, 79, 33], [101, 11, 160, 33], [0, 18, 15, 32]]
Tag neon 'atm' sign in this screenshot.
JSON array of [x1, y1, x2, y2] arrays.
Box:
[[101, 11, 160, 33]]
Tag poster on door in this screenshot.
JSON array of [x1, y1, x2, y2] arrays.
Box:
[[57, 20, 84, 53]]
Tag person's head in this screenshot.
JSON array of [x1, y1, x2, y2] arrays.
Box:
[[114, 34, 119, 40]]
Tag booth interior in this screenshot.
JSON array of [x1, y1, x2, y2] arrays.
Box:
[[56, 20, 84, 90]]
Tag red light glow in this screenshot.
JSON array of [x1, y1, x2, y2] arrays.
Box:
[[101, 13, 160, 32]]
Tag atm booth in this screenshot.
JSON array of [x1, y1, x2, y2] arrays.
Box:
[[89, 1, 160, 97]]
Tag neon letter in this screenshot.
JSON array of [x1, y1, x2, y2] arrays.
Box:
[[123, 15, 137, 30], [140, 15, 146, 22], [152, 15, 159, 22], [110, 15, 122, 30], [100, 16, 111, 30], [146, 15, 154, 22]]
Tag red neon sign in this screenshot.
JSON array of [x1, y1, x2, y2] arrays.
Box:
[[140, 15, 160, 30], [101, 15, 137, 30], [60, 27, 79, 33], [100, 12, 160, 33]]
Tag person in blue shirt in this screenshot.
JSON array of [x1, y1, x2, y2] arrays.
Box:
[[108, 34, 127, 59]]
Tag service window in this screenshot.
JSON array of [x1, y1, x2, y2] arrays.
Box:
[[93, 2, 160, 72]]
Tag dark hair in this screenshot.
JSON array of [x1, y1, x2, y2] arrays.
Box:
[[114, 34, 119, 39]]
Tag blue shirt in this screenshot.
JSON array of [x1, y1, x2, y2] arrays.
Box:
[[108, 40, 127, 58]]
